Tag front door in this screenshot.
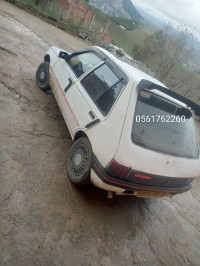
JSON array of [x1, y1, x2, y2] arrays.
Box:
[[51, 51, 103, 136]]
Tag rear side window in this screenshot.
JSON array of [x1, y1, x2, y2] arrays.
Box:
[[81, 64, 124, 116]]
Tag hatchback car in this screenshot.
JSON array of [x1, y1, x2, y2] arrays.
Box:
[[36, 46, 200, 198]]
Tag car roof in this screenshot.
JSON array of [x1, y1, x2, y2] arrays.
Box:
[[95, 46, 165, 86]]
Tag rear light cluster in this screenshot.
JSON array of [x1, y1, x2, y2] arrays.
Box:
[[106, 160, 130, 179], [106, 160, 193, 189], [106, 160, 152, 180]]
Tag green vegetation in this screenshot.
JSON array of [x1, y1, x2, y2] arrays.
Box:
[[130, 28, 200, 106], [40, 2, 62, 20], [107, 27, 149, 55], [107, 15, 137, 31], [140, 18, 159, 35], [122, 0, 142, 25], [20, 0, 36, 7], [130, 30, 149, 46], [19, 0, 62, 19]]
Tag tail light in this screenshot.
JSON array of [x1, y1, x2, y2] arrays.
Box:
[[106, 160, 131, 179]]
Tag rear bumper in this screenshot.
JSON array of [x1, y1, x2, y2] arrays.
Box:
[[91, 155, 191, 196]]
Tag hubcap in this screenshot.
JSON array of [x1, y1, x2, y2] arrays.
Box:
[[71, 145, 88, 175], [74, 153, 82, 166], [40, 71, 45, 80], [38, 65, 48, 85]]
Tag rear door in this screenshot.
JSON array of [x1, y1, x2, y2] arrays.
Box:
[[78, 63, 125, 118]]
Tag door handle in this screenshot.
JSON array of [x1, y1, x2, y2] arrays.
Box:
[[89, 111, 95, 119], [85, 119, 100, 128], [64, 78, 73, 93]]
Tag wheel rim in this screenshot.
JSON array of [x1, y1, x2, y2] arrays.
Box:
[[71, 144, 88, 175], [38, 65, 48, 85]]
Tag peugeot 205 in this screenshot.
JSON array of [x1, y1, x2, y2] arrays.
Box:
[[36, 46, 200, 198]]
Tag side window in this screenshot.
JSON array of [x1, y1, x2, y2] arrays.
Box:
[[81, 64, 124, 116], [68, 52, 102, 78]]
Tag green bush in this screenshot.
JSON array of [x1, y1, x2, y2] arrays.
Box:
[[63, 18, 85, 34], [39, 2, 62, 20], [20, 0, 36, 7]]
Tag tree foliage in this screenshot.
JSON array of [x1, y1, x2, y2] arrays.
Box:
[[142, 27, 196, 83], [132, 27, 200, 105], [132, 27, 196, 82], [132, 44, 145, 61]]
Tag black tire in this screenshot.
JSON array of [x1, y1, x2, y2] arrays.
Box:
[[36, 61, 50, 91], [67, 137, 92, 185]]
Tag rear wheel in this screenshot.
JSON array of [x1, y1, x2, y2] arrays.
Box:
[[67, 137, 92, 185], [36, 61, 50, 91]]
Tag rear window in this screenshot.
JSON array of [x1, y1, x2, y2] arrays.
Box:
[[132, 90, 199, 159]]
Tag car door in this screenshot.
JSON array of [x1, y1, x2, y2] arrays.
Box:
[[51, 51, 103, 136], [79, 63, 126, 119]]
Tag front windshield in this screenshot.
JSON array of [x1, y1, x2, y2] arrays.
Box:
[[132, 90, 199, 159]]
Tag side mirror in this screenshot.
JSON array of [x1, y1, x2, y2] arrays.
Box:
[[58, 51, 69, 61]]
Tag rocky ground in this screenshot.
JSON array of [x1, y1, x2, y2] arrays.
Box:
[[0, 1, 200, 265]]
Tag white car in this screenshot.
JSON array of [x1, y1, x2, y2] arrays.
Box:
[[36, 46, 200, 198]]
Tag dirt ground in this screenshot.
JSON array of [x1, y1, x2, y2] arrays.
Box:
[[0, 1, 200, 266]]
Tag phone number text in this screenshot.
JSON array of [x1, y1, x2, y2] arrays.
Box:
[[135, 115, 186, 123]]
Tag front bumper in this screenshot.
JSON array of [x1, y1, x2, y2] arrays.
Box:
[[91, 155, 191, 196]]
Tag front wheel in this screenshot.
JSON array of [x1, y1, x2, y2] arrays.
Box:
[[67, 137, 92, 185], [36, 61, 50, 91]]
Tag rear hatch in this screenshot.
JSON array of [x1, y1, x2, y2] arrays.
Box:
[[110, 84, 200, 189]]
